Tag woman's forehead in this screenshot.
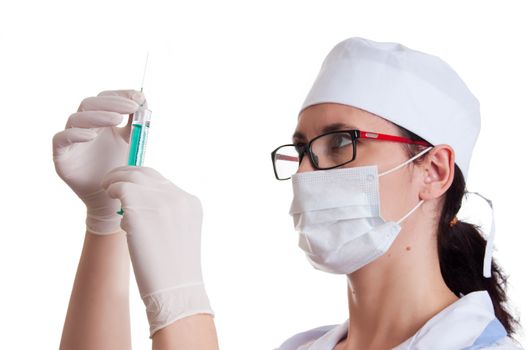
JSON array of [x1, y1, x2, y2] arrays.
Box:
[[294, 103, 397, 141]]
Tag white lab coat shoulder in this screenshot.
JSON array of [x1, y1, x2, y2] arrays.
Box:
[[484, 336, 524, 349], [275, 291, 523, 350]]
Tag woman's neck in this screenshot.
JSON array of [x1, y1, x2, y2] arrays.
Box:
[[336, 220, 459, 350]]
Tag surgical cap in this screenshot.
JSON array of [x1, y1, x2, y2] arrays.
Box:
[[300, 37, 481, 179]]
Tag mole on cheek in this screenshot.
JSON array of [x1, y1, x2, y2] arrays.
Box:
[[405, 246, 412, 251]]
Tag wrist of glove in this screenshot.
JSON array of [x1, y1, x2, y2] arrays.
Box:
[[101, 166, 214, 337], [143, 283, 212, 337]]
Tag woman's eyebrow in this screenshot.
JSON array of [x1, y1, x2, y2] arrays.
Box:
[[292, 122, 358, 142]]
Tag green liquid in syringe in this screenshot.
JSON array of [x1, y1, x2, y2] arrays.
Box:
[[128, 123, 149, 166]]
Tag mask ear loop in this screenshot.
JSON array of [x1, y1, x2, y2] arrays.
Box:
[[396, 200, 424, 225], [467, 192, 495, 278], [378, 147, 433, 177], [377, 147, 432, 226]]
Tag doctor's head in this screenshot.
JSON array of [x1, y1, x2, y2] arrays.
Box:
[[271, 37, 518, 336]]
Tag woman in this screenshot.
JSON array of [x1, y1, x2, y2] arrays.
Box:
[[52, 37, 521, 349], [271, 37, 522, 349]]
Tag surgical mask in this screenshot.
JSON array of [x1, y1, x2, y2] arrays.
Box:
[[288, 147, 433, 274]]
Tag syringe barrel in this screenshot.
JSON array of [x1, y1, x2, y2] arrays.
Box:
[[128, 106, 152, 166], [118, 106, 152, 215]]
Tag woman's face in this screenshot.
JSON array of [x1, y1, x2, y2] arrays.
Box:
[[294, 102, 424, 223]]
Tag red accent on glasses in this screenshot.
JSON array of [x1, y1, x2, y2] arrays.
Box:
[[359, 130, 431, 147], [276, 154, 299, 162]]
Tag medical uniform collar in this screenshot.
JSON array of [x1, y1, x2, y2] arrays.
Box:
[[300, 291, 506, 350]]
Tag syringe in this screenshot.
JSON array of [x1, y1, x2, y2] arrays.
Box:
[[117, 54, 151, 216]]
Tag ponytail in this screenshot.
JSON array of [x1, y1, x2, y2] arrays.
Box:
[[397, 125, 520, 337]]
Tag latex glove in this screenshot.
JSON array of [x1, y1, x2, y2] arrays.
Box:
[[101, 166, 214, 337], [52, 90, 147, 235]]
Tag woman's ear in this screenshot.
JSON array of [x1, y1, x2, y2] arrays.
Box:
[[419, 145, 455, 201]]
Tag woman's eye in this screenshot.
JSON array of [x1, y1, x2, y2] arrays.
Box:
[[331, 134, 352, 149]]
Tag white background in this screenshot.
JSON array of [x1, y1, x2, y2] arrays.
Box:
[[1, 0, 524, 349]]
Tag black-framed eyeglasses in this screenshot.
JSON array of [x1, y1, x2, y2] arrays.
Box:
[[270, 129, 432, 180]]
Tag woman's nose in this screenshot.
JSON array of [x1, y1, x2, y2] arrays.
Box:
[[296, 154, 317, 174]]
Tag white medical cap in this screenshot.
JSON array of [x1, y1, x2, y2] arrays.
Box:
[[300, 37, 481, 179]]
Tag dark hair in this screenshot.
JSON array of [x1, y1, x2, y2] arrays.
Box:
[[396, 125, 520, 337]]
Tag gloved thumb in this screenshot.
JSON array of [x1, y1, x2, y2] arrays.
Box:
[[101, 165, 134, 200]]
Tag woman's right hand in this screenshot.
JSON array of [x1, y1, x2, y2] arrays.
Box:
[[52, 89, 147, 235], [101, 165, 214, 339]]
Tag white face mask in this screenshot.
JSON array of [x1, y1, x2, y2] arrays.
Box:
[[288, 147, 433, 274]]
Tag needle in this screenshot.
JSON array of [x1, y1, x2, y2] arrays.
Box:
[[140, 52, 149, 105]]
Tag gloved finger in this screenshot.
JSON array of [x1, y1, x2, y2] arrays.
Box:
[[52, 128, 97, 158], [97, 89, 148, 109], [66, 111, 123, 129], [104, 181, 138, 201], [77, 95, 139, 114], [101, 166, 167, 190], [102, 167, 168, 205]]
